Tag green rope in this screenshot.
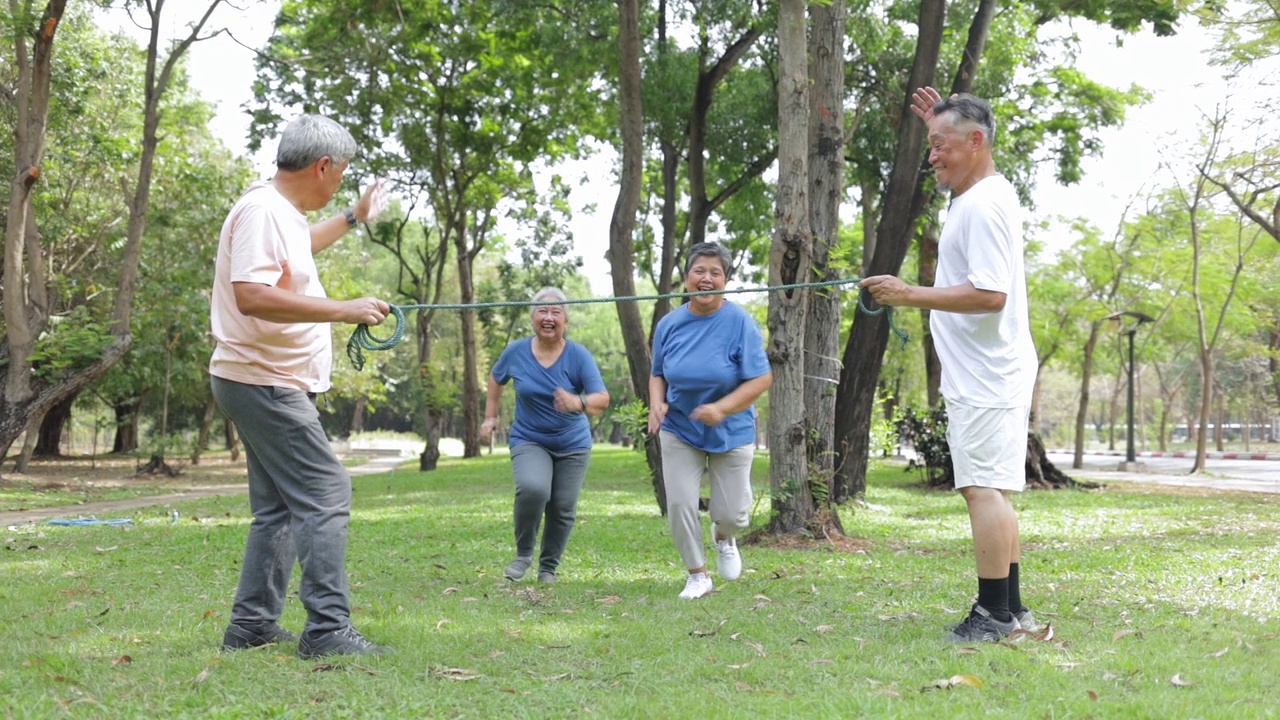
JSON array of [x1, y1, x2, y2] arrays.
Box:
[[346, 277, 909, 370]]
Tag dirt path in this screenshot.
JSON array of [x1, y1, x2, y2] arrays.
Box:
[[0, 455, 408, 528]]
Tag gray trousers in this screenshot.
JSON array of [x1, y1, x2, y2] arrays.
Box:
[[212, 376, 351, 634], [510, 443, 590, 574], [660, 430, 754, 570]]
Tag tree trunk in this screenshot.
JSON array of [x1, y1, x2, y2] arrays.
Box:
[[612, 0, 666, 514], [799, 0, 847, 537], [113, 398, 142, 454], [917, 219, 941, 408], [1192, 352, 1212, 472], [224, 418, 241, 463], [192, 389, 217, 465], [765, 0, 814, 534], [833, 0, 947, 500], [2, 1, 69, 463], [35, 395, 73, 456], [455, 222, 482, 459], [351, 395, 367, 435], [1072, 322, 1102, 469]]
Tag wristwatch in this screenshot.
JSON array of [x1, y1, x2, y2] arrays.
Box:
[[343, 208, 358, 228]]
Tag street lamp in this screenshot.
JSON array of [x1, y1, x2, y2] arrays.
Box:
[[1105, 310, 1155, 468]]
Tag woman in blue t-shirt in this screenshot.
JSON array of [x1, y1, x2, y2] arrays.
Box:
[[481, 287, 610, 584], [647, 242, 773, 600]]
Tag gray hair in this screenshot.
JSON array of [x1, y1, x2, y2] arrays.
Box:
[[530, 287, 569, 319], [932, 93, 997, 147], [276, 114, 358, 171], [683, 242, 733, 279]]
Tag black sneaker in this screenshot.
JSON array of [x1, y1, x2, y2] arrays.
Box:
[[221, 623, 298, 651], [944, 604, 1018, 643], [298, 625, 390, 659]]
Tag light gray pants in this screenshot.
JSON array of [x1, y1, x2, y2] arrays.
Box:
[[660, 430, 754, 570], [212, 377, 351, 635], [510, 443, 591, 574]]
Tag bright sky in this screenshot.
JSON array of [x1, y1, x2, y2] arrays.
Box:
[[107, 3, 1255, 294]]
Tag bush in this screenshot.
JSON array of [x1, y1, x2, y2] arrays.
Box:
[[895, 405, 954, 488]]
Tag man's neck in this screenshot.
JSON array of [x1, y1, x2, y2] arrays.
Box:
[[951, 157, 997, 197], [271, 172, 312, 213]]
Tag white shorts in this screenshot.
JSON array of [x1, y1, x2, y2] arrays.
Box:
[[946, 400, 1030, 492]]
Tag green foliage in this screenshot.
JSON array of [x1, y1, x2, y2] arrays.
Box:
[[29, 307, 113, 383], [894, 404, 953, 488], [612, 399, 651, 452]]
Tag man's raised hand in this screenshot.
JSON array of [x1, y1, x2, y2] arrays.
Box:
[[910, 86, 944, 124]]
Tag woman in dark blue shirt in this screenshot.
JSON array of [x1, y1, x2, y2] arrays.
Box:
[[481, 287, 609, 584], [648, 242, 772, 599]]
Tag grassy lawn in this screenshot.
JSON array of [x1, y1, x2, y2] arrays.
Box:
[[2, 446, 1277, 718]]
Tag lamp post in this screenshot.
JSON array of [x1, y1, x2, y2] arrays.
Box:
[[1105, 311, 1155, 468]]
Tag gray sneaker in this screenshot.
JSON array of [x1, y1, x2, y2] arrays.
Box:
[[221, 622, 297, 651], [1013, 607, 1040, 632], [504, 556, 533, 581], [298, 625, 390, 659], [944, 604, 1018, 643], [537, 570, 557, 585]]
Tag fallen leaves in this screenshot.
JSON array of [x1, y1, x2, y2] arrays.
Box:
[[431, 667, 483, 681], [923, 674, 985, 692], [1170, 673, 1197, 687]]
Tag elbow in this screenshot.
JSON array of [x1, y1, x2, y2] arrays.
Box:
[[233, 283, 270, 319], [976, 290, 1007, 314], [759, 371, 774, 392]]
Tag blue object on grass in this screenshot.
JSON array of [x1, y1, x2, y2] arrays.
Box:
[[47, 517, 133, 526]]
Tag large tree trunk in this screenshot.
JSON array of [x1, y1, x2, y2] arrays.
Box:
[[833, 0, 947, 500], [35, 395, 73, 456], [765, 0, 814, 534], [611, 0, 665, 513], [113, 397, 142, 454], [455, 220, 482, 459], [917, 219, 941, 407], [2, 1, 68, 466], [797, 0, 846, 536]]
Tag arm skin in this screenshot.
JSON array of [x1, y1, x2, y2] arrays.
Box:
[[647, 375, 668, 435], [480, 374, 504, 443], [554, 387, 611, 416], [310, 179, 385, 254], [233, 282, 389, 325], [689, 371, 774, 427], [858, 276, 1006, 315]]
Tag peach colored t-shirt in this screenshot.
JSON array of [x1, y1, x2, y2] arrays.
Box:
[[209, 181, 332, 393]]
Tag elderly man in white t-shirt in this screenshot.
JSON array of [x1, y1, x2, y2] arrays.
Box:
[[211, 114, 392, 659], [860, 89, 1039, 643]]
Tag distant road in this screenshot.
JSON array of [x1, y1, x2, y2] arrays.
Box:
[[1046, 451, 1280, 494]]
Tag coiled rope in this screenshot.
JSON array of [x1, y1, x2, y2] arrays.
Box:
[[346, 277, 908, 370]]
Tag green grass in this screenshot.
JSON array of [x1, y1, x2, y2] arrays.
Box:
[[2, 447, 1278, 718]]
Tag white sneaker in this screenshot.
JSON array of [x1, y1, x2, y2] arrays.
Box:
[[713, 523, 742, 581], [678, 572, 714, 599]]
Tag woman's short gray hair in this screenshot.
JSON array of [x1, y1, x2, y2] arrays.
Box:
[[530, 287, 569, 319], [683, 242, 733, 279], [276, 114, 358, 171]]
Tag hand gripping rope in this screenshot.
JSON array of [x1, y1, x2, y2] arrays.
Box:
[[345, 278, 908, 371]]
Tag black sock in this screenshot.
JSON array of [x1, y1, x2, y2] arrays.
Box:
[[977, 576, 1011, 621], [1008, 562, 1024, 613]]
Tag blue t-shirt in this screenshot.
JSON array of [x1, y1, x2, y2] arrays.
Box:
[[651, 301, 770, 453], [492, 338, 606, 453]]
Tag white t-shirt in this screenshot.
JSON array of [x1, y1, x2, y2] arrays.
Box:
[[209, 181, 333, 393], [931, 175, 1038, 408]]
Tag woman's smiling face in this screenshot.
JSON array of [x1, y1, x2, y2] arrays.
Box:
[[532, 303, 567, 340], [684, 254, 727, 315]]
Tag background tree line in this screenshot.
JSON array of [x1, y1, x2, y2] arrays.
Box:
[[3, 0, 1277, 535]]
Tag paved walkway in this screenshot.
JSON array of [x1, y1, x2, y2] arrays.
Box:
[[0, 454, 408, 528]]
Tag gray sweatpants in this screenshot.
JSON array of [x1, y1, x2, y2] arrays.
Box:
[[212, 376, 352, 635], [510, 442, 590, 574], [660, 430, 754, 570]]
